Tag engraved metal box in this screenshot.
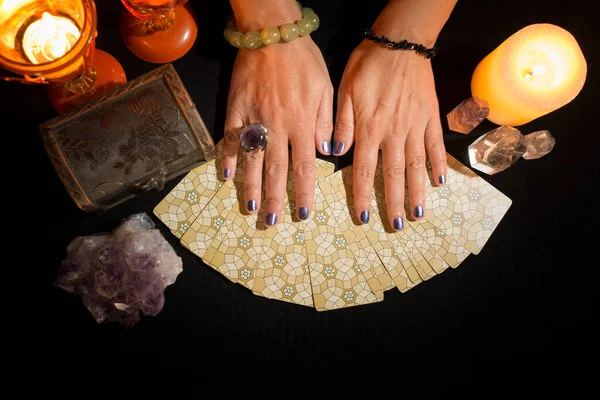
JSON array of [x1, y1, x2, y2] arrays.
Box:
[[39, 64, 215, 212]]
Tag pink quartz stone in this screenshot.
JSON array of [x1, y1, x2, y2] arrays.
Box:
[[447, 97, 490, 134]]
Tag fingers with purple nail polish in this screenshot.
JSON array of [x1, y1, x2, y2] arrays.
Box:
[[414, 205, 424, 219], [298, 206, 309, 220], [360, 210, 370, 224], [266, 213, 278, 227], [393, 217, 404, 231], [332, 141, 345, 155]]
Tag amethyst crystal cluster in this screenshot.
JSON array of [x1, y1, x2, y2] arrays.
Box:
[[55, 213, 182, 328]]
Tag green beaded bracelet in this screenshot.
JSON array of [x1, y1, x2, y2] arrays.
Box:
[[224, 2, 319, 49]]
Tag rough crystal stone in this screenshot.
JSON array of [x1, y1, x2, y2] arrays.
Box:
[[447, 97, 490, 134], [55, 213, 182, 328], [240, 123, 268, 152], [468, 125, 526, 175], [523, 130, 556, 160]]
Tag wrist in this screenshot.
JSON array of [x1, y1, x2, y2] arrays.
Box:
[[230, 0, 301, 32], [371, 21, 439, 48], [372, 0, 457, 47]]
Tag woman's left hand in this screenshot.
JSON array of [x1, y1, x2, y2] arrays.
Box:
[[333, 39, 448, 230]]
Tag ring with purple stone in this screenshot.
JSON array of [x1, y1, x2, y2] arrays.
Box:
[[239, 123, 268, 153]]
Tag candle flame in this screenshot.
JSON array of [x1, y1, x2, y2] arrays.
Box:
[[523, 64, 548, 81], [21, 12, 81, 64]]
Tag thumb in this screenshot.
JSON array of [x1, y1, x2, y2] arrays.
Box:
[[315, 87, 334, 156], [333, 89, 355, 156]]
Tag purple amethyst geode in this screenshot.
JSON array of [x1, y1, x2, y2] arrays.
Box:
[[55, 213, 182, 328]]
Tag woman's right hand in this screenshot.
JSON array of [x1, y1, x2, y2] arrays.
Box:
[[223, 0, 333, 227]]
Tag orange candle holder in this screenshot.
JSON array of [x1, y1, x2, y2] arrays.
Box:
[[0, 0, 127, 114], [120, 0, 197, 64]]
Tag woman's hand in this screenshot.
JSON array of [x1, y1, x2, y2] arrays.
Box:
[[334, 40, 447, 230], [333, 0, 455, 230], [223, 2, 333, 227]]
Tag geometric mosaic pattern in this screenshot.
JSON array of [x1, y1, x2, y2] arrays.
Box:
[[304, 185, 379, 311], [419, 154, 512, 255], [254, 167, 313, 307], [157, 145, 512, 311], [154, 141, 226, 238]]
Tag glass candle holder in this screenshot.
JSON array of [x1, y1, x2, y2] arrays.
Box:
[[0, 0, 126, 113], [120, 0, 197, 64]]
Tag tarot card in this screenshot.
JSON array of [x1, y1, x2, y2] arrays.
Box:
[[153, 140, 227, 238], [320, 171, 386, 301], [303, 180, 380, 311], [418, 154, 512, 255]]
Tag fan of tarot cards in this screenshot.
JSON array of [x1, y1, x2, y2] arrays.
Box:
[[154, 140, 511, 311]]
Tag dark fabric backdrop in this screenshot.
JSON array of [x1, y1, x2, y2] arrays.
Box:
[[5, 0, 598, 382]]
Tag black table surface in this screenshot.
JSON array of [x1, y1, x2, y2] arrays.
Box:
[[6, 0, 598, 378]]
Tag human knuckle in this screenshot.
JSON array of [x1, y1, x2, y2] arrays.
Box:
[[243, 183, 260, 193], [319, 118, 334, 133], [431, 158, 447, 169], [407, 155, 426, 170], [264, 197, 284, 207], [224, 130, 239, 143], [355, 164, 374, 180], [335, 118, 354, 133], [356, 195, 372, 205], [296, 191, 312, 199], [389, 201, 406, 211], [410, 189, 427, 200], [295, 161, 314, 177], [384, 166, 405, 181], [428, 138, 445, 151], [266, 162, 286, 177], [244, 151, 263, 162]]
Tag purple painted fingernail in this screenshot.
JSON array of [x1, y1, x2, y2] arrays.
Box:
[[247, 200, 257, 212], [360, 210, 370, 224], [332, 141, 345, 155], [439, 174, 446, 185], [298, 207, 309, 220], [266, 213, 278, 226], [393, 217, 404, 231], [322, 141, 332, 155], [224, 168, 231, 179], [414, 205, 424, 219]]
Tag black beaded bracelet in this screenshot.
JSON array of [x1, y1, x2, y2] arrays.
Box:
[[360, 28, 438, 59]]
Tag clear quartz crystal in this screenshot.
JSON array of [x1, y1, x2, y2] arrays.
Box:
[[523, 130, 556, 160], [468, 126, 526, 175]]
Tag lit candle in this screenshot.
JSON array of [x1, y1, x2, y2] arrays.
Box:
[[21, 12, 81, 64], [471, 24, 587, 126]]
